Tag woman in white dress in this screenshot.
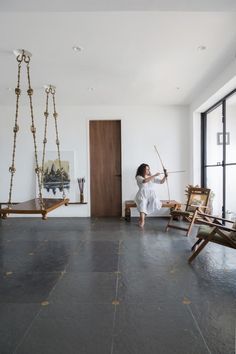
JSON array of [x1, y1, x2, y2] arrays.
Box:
[[135, 163, 167, 228]]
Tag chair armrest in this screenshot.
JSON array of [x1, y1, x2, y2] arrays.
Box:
[[195, 211, 235, 224], [188, 205, 208, 210], [197, 219, 235, 232], [217, 228, 236, 247]]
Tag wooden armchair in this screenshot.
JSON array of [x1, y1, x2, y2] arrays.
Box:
[[188, 213, 236, 263], [165, 187, 211, 237]]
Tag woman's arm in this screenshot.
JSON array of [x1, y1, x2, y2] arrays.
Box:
[[153, 170, 168, 184], [143, 172, 160, 183]]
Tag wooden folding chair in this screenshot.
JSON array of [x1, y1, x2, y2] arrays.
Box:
[[165, 187, 211, 237], [188, 213, 236, 263]]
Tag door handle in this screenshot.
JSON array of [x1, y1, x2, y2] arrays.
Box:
[[115, 174, 121, 177]]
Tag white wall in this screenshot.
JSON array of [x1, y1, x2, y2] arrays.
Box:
[[0, 104, 190, 217]]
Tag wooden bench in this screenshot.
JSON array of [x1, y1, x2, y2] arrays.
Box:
[[125, 200, 181, 221]]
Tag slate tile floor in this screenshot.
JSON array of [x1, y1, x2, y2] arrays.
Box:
[[0, 217, 235, 354]]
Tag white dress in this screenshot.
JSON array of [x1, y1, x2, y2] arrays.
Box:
[[135, 175, 162, 215]]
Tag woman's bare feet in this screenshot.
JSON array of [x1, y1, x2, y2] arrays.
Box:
[[139, 212, 145, 228], [139, 220, 145, 228]]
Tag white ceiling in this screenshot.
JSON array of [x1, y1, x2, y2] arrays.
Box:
[[0, 5, 236, 106], [1, 0, 236, 12]]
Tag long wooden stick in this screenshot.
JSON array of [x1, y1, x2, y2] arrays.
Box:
[[159, 170, 185, 175], [154, 145, 170, 202]]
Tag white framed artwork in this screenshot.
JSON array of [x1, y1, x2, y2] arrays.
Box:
[[37, 151, 76, 202]]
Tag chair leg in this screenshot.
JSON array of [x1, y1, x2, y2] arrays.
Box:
[[165, 215, 173, 232], [188, 230, 215, 263], [186, 210, 198, 237], [191, 239, 201, 251], [188, 239, 210, 263], [186, 223, 194, 237]]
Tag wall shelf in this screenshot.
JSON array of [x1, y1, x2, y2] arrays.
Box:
[[68, 202, 87, 205]]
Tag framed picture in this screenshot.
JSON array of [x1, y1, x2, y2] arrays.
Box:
[[217, 132, 230, 145], [186, 189, 209, 212], [37, 151, 76, 201]]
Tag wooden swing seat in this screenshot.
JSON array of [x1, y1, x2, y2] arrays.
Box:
[[0, 198, 69, 220]]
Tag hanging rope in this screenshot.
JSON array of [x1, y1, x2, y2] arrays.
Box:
[[8, 50, 44, 209], [41, 86, 65, 200], [41, 89, 49, 187], [7, 55, 22, 207]]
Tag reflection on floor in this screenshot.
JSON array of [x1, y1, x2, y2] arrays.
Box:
[[0, 217, 235, 354]]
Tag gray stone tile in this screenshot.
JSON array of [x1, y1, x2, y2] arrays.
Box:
[[0, 303, 41, 354], [0, 272, 60, 303], [50, 272, 117, 304], [67, 241, 119, 272], [112, 303, 210, 354], [16, 303, 113, 354]]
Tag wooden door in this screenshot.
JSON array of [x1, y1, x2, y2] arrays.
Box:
[[90, 120, 121, 217]]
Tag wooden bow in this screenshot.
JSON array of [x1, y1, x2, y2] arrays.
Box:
[[154, 145, 170, 202]]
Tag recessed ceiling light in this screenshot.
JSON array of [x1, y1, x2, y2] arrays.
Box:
[[72, 46, 83, 52], [87, 87, 95, 91], [197, 45, 207, 51]]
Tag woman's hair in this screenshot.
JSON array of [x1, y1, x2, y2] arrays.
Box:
[[136, 163, 149, 177]]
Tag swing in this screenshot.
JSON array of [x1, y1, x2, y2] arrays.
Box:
[[0, 49, 69, 220]]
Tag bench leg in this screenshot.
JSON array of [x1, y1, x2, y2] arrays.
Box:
[[42, 212, 48, 220], [125, 207, 131, 221]]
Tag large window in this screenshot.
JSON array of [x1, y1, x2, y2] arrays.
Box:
[[201, 90, 236, 218]]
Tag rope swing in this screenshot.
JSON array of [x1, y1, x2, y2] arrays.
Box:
[[0, 49, 69, 220]]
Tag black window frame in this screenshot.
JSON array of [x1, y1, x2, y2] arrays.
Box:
[[201, 88, 236, 218]]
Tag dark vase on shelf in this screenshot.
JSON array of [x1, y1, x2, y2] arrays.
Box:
[[80, 193, 84, 203]]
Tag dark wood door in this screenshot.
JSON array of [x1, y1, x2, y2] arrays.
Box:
[[90, 120, 121, 217]]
